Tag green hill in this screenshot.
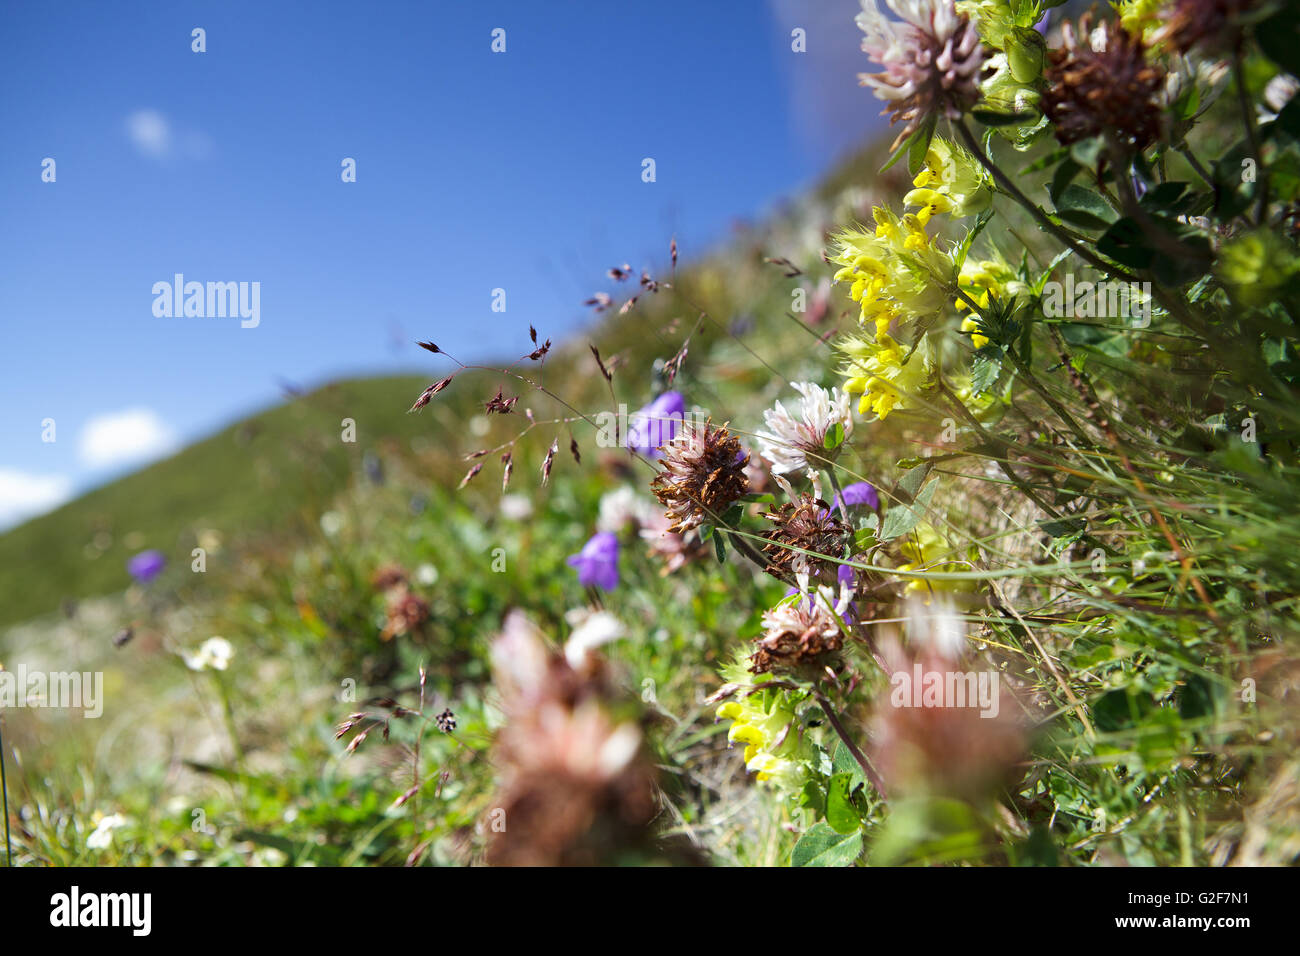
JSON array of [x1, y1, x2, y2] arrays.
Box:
[[0, 374, 452, 627]]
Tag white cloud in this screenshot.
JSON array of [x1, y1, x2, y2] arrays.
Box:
[[126, 109, 172, 158], [0, 469, 74, 530], [125, 109, 212, 161], [78, 408, 179, 471]]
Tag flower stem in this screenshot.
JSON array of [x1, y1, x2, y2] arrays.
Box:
[[814, 688, 887, 800], [0, 718, 12, 866], [1233, 52, 1269, 225]]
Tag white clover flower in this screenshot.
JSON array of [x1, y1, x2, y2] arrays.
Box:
[[595, 486, 658, 534], [499, 493, 534, 521], [183, 636, 234, 672], [563, 609, 627, 669], [755, 382, 854, 474], [87, 813, 128, 850], [856, 0, 986, 149]]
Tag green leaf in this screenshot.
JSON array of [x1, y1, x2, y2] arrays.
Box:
[[791, 821, 863, 867], [895, 462, 932, 502], [823, 421, 845, 450], [970, 349, 1002, 394], [1054, 183, 1116, 230], [714, 530, 728, 563], [908, 115, 938, 176], [825, 773, 863, 834], [879, 478, 938, 541], [1258, 5, 1300, 77], [1037, 516, 1087, 538], [832, 740, 868, 786], [1048, 157, 1081, 205]]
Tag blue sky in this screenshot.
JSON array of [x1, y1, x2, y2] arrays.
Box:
[[0, 0, 875, 528]]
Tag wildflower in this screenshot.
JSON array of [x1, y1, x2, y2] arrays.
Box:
[[871, 603, 1026, 800], [755, 382, 854, 474], [566, 531, 620, 591], [896, 522, 975, 600], [712, 661, 809, 790], [182, 636, 234, 672], [837, 481, 880, 511], [750, 585, 853, 676], [640, 510, 710, 575], [1041, 14, 1165, 151], [381, 587, 430, 640], [499, 493, 534, 521], [1217, 229, 1300, 308], [761, 492, 850, 583], [370, 563, 408, 592], [126, 549, 165, 584], [626, 390, 685, 457], [563, 609, 627, 669], [485, 611, 668, 866], [837, 332, 935, 419], [435, 708, 456, 733], [86, 812, 129, 850], [830, 208, 956, 338], [856, 0, 987, 149], [903, 137, 992, 224], [1153, 0, 1252, 56], [650, 421, 750, 534], [595, 486, 658, 534]]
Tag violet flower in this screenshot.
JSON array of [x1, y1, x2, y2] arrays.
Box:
[[127, 549, 166, 584], [626, 391, 685, 457], [566, 531, 620, 591], [836, 481, 879, 511]]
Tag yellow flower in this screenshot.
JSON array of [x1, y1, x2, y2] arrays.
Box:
[[838, 332, 934, 419], [714, 663, 808, 790], [904, 137, 992, 224], [830, 207, 956, 337], [896, 523, 976, 600], [955, 256, 1026, 348]]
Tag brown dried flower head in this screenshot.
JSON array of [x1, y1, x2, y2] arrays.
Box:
[[750, 587, 850, 676], [650, 421, 750, 534], [1154, 0, 1252, 56], [381, 587, 430, 641], [760, 493, 849, 582], [1041, 14, 1165, 152]]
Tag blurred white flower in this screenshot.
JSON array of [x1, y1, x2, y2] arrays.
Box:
[[563, 609, 627, 669], [183, 636, 234, 672], [499, 493, 534, 521], [319, 511, 344, 537], [415, 562, 439, 586], [595, 486, 658, 533], [87, 812, 128, 850], [755, 382, 853, 473]]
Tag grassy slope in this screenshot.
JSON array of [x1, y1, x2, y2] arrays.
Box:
[[0, 375, 437, 626]]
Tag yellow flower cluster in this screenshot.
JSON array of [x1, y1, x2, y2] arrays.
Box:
[[904, 139, 992, 225], [714, 664, 807, 789], [830, 208, 952, 340], [955, 256, 1023, 349], [838, 332, 935, 419]]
